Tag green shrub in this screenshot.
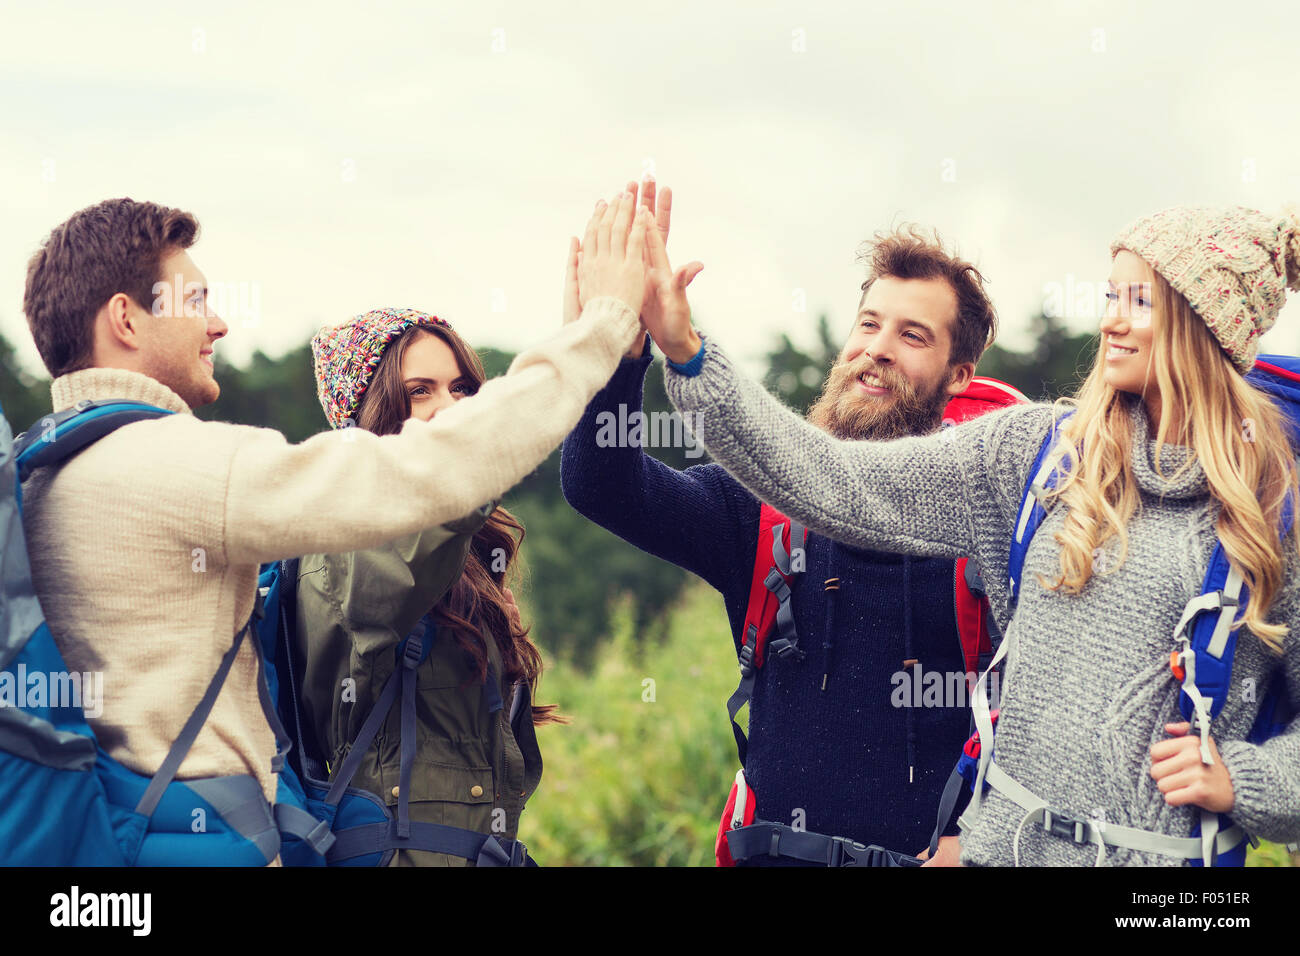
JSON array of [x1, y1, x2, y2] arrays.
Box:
[[519, 580, 738, 866], [517, 580, 1295, 867]]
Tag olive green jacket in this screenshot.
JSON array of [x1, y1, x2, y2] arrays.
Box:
[[292, 505, 543, 866]]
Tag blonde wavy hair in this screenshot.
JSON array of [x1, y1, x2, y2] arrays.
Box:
[[1041, 270, 1300, 652]]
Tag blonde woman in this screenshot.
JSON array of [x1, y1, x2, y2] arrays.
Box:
[[635, 203, 1300, 866]]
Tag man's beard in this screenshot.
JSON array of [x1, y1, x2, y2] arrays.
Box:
[[806, 355, 954, 441]]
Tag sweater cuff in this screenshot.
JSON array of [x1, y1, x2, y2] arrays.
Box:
[[665, 339, 705, 376], [1218, 739, 1284, 838], [663, 333, 743, 413], [626, 332, 652, 363], [579, 295, 643, 347]]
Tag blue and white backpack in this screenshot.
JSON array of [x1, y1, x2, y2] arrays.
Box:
[[934, 355, 1300, 866], [1, 398, 531, 866]]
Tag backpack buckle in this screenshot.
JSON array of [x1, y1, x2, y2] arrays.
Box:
[[737, 641, 756, 678], [768, 637, 804, 664], [1170, 649, 1186, 682], [510, 839, 531, 867], [827, 836, 869, 866], [1042, 808, 1091, 844], [829, 836, 897, 867], [963, 558, 987, 599], [401, 635, 424, 669], [476, 836, 531, 867], [1214, 590, 1240, 610]]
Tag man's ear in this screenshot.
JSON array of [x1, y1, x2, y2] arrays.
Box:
[[100, 293, 143, 353], [945, 361, 975, 395]]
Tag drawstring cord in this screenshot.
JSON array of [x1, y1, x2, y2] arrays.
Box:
[[903, 556, 916, 784], [821, 541, 839, 691]]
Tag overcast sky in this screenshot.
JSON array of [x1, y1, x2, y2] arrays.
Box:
[[3, 0, 1299, 388]]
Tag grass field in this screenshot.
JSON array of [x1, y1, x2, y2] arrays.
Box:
[[517, 580, 1298, 867]]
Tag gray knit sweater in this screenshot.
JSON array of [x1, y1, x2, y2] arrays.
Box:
[[665, 336, 1300, 866]]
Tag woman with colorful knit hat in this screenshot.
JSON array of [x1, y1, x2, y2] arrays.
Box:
[[282, 195, 653, 866], [292, 306, 573, 866], [647, 202, 1300, 866]]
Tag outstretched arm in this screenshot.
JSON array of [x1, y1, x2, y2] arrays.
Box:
[[631, 217, 1057, 621], [635, 212, 1045, 552], [561, 346, 756, 596], [664, 336, 1009, 558], [561, 178, 747, 592], [224, 195, 654, 565]]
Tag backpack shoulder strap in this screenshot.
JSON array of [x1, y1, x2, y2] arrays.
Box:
[[15, 400, 175, 482], [1009, 409, 1076, 605], [1170, 352, 1300, 755], [953, 557, 994, 676], [1173, 496, 1297, 753], [740, 503, 807, 670], [727, 503, 807, 765]]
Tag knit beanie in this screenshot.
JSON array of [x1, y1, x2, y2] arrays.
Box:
[[311, 307, 452, 429], [1109, 205, 1300, 373]]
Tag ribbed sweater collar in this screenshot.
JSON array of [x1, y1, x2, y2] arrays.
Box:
[[1124, 394, 1207, 500], [50, 367, 193, 416]]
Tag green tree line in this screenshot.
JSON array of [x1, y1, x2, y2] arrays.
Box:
[[0, 310, 1099, 667]]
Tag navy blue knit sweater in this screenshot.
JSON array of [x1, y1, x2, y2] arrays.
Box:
[[560, 347, 974, 860]]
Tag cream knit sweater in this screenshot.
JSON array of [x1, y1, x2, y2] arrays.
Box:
[[19, 297, 640, 816]]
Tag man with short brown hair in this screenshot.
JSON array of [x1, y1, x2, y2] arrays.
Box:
[[18, 194, 651, 862]]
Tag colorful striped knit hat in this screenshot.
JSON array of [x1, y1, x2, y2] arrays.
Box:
[[1109, 205, 1300, 373], [311, 307, 452, 429]]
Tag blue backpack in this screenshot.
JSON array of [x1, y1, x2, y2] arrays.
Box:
[[265, 557, 534, 867], [933, 355, 1300, 866], [2, 398, 531, 866]]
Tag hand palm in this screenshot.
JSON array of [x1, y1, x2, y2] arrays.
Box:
[[642, 242, 687, 328]]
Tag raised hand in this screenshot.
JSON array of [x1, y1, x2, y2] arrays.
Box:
[[562, 236, 581, 325], [637, 177, 702, 347], [640, 198, 704, 364], [574, 191, 653, 320]]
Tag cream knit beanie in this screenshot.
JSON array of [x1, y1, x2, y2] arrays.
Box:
[[1109, 205, 1300, 373]]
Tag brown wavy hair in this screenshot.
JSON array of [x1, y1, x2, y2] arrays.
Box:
[[355, 321, 565, 725], [857, 223, 999, 367]]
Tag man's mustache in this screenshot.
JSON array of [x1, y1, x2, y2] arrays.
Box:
[[832, 357, 911, 397]]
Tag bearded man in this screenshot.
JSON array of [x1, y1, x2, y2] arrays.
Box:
[[562, 208, 1009, 866]]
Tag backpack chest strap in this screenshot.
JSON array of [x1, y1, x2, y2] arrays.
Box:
[[983, 762, 1246, 866]]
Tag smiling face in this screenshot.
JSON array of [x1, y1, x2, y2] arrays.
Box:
[[400, 330, 475, 422], [1101, 249, 1157, 399], [131, 248, 228, 408], [807, 275, 974, 440]]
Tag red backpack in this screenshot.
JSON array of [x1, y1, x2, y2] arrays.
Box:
[[716, 377, 1029, 866]]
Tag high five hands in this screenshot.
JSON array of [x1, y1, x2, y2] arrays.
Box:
[[564, 176, 704, 361], [562, 191, 653, 325]]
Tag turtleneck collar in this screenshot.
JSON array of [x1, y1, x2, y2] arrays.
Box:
[[1124, 393, 1208, 500], [50, 367, 193, 416]]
